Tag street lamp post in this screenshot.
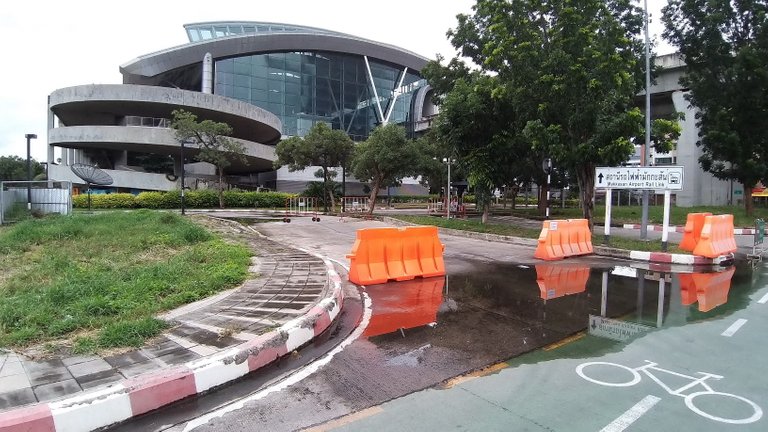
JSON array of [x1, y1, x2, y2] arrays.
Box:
[[180, 139, 188, 215], [443, 158, 452, 219], [640, 0, 652, 239], [25, 133, 37, 210]]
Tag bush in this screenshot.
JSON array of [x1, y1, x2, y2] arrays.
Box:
[[134, 191, 167, 209], [185, 190, 218, 208], [71, 190, 295, 210], [72, 193, 136, 209]]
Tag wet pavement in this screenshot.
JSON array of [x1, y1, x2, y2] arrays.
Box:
[[119, 215, 765, 432], [4, 211, 761, 431]]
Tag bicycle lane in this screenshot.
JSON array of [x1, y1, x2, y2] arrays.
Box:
[[324, 269, 768, 432]]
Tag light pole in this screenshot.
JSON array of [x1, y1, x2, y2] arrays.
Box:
[[640, 0, 652, 239], [25, 133, 37, 210], [443, 158, 453, 219], [180, 139, 190, 215]]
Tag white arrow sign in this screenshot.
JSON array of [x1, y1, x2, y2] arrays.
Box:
[[595, 166, 684, 190]]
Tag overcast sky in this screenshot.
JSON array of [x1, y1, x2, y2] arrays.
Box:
[[0, 0, 671, 162]]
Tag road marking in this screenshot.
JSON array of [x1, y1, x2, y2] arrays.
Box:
[[721, 318, 748, 337], [600, 395, 661, 432], [544, 332, 585, 351], [303, 406, 384, 431], [758, 292, 768, 304]]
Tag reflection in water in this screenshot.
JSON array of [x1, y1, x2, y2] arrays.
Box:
[[362, 259, 750, 352], [363, 277, 445, 337], [535, 264, 590, 300]]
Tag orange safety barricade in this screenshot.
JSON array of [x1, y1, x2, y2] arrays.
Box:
[[692, 214, 737, 258], [694, 267, 735, 312], [363, 277, 444, 337], [678, 273, 699, 306], [347, 226, 446, 285], [534, 219, 593, 261], [535, 265, 590, 300], [679, 212, 712, 251]]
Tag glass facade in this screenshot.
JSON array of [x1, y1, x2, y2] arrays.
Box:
[[214, 52, 425, 140], [186, 22, 342, 42]]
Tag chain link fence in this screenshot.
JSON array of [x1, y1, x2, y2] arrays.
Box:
[[0, 181, 73, 224]]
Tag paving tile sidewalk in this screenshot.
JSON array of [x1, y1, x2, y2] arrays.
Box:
[[0, 217, 331, 413]]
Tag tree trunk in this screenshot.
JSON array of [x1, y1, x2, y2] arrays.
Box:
[[576, 165, 595, 231], [367, 178, 382, 215], [218, 168, 225, 209], [538, 183, 548, 216], [482, 204, 489, 224], [744, 183, 754, 217], [322, 167, 329, 213]]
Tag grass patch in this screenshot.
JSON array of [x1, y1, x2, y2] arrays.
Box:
[[0, 210, 251, 351], [391, 215, 683, 253]]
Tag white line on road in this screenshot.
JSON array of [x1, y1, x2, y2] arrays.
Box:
[[758, 292, 768, 304], [721, 318, 748, 337], [600, 395, 661, 432]]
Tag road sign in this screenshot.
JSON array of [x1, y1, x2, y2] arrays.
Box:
[[588, 315, 652, 342], [595, 166, 684, 190]]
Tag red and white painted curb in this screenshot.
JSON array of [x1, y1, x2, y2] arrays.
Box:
[[621, 224, 756, 235], [0, 255, 344, 432], [628, 250, 734, 266]]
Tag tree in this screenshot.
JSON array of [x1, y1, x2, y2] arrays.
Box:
[[171, 109, 243, 208], [444, 0, 678, 227], [0, 155, 44, 181], [274, 123, 354, 212], [662, 0, 768, 216], [351, 124, 421, 214]]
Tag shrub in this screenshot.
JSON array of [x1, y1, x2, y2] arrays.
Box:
[[134, 192, 167, 209], [185, 190, 218, 208]]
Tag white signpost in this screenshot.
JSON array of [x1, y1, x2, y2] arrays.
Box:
[[595, 166, 684, 250]]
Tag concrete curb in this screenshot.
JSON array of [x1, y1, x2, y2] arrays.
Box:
[[0, 255, 345, 432], [377, 215, 538, 247]]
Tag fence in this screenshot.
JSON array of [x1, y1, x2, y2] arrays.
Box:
[[0, 181, 73, 224]]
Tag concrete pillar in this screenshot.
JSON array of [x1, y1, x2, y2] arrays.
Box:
[[202, 53, 213, 94], [47, 97, 55, 164]]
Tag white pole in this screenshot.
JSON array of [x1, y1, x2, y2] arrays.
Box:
[[604, 189, 613, 244], [661, 190, 671, 251], [657, 276, 666, 328], [446, 160, 451, 219], [601, 271, 608, 316]]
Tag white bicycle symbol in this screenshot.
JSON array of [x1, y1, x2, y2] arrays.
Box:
[[576, 360, 763, 425]]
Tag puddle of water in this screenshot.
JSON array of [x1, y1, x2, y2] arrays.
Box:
[[361, 261, 759, 355]]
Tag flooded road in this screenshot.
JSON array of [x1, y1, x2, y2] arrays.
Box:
[[120, 217, 766, 431]]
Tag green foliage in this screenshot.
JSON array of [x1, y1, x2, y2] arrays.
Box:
[[0, 211, 251, 349], [71, 190, 294, 209], [350, 124, 421, 213], [171, 109, 243, 208], [274, 123, 354, 211], [433, 0, 677, 227], [662, 0, 768, 215], [0, 155, 44, 181]]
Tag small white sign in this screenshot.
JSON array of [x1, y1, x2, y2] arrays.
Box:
[[588, 315, 652, 342], [595, 166, 684, 190]]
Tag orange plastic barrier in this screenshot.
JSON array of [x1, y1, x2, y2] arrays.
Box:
[[347, 226, 446, 285], [679, 212, 712, 251], [678, 268, 735, 312], [363, 277, 444, 337], [535, 265, 590, 300], [695, 267, 735, 312], [534, 219, 593, 261], [692, 214, 738, 258]]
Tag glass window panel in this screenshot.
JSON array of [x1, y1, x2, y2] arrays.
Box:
[[285, 81, 300, 95], [252, 65, 268, 79], [243, 25, 256, 33], [316, 58, 330, 77], [214, 26, 227, 37], [233, 86, 250, 100], [216, 60, 233, 73], [200, 28, 212, 39], [234, 74, 250, 87], [189, 30, 200, 42], [234, 62, 250, 75], [216, 72, 233, 85], [268, 80, 284, 92], [267, 53, 285, 68], [252, 55, 268, 67], [252, 76, 268, 90], [285, 94, 300, 109], [229, 26, 243, 34], [251, 89, 268, 102], [330, 60, 342, 80], [268, 91, 284, 103]]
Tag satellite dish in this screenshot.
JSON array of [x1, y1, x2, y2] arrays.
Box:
[[71, 163, 114, 212]]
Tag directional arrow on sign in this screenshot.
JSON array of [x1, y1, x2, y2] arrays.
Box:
[[598, 173, 604, 184]]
